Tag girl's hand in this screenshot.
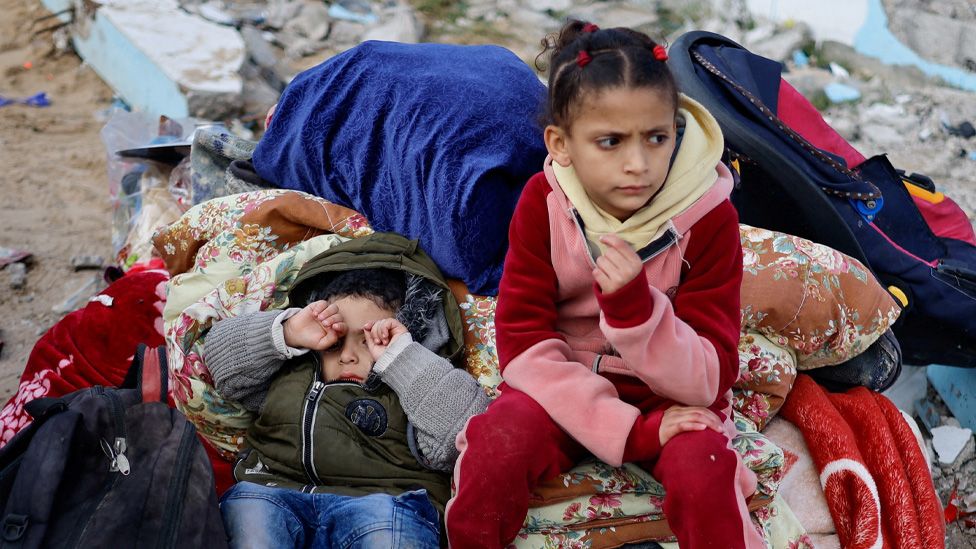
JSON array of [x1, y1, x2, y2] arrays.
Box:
[[659, 405, 724, 446], [593, 234, 643, 294], [363, 318, 410, 361], [283, 301, 347, 351]]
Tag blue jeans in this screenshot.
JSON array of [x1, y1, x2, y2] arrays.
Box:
[[220, 482, 440, 549]]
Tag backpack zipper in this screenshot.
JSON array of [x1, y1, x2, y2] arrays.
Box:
[[69, 387, 129, 547], [936, 260, 976, 294], [301, 372, 326, 485], [102, 390, 130, 475], [156, 421, 198, 549]]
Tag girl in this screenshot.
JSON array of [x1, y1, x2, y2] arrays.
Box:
[[445, 21, 763, 548]]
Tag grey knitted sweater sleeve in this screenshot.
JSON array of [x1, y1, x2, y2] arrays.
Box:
[[378, 342, 491, 472], [203, 310, 289, 412]]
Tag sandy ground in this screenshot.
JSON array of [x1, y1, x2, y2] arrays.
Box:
[[0, 0, 115, 400]]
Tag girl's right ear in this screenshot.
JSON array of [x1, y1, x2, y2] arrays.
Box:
[[544, 124, 572, 167]]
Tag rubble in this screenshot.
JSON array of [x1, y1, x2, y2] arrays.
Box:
[[70, 255, 104, 271], [934, 425, 975, 466], [7, 263, 27, 290], [361, 4, 423, 44], [746, 21, 813, 63], [40, 0, 246, 119]]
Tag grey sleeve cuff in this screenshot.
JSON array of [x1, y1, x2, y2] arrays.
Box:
[[272, 308, 311, 358], [379, 344, 491, 471], [203, 309, 289, 412], [371, 333, 414, 375]]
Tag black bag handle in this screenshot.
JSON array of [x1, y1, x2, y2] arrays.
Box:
[[22, 399, 67, 423], [121, 344, 169, 404], [0, 409, 83, 548]]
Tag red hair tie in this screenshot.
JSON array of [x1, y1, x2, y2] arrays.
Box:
[[653, 44, 668, 61], [582, 23, 599, 33], [576, 50, 592, 68]]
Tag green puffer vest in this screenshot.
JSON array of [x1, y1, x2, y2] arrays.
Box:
[[234, 233, 465, 512]]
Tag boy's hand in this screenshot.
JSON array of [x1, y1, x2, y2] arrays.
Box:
[[659, 405, 724, 446], [283, 301, 347, 351], [363, 318, 409, 361], [593, 234, 643, 294]]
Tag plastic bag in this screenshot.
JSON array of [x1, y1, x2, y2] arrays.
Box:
[[100, 110, 199, 268]]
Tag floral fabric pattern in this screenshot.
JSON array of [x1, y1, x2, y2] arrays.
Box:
[[167, 234, 347, 454], [512, 494, 813, 549], [510, 411, 783, 546], [733, 331, 798, 430], [739, 224, 901, 369]]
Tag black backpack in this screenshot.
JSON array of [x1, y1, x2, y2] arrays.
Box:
[[669, 31, 976, 367], [0, 345, 228, 548]]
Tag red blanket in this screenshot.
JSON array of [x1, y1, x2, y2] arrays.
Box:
[[779, 374, 944, 549], [0, 270, 168, 445]]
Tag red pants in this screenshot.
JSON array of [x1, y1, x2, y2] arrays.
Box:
[[445, 388, 762, 548]]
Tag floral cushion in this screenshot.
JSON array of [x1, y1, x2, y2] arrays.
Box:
[[511, 412, 783, 546], [733, 330, 798, 431], [513, 494, 812, 549], [739, 225, 901, 369]]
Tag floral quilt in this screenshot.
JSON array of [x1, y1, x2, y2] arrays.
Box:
[[739, 225, 901, 369]]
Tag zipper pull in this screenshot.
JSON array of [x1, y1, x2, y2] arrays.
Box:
[[100, 437, 131, 476], [113, 437, 130, 476], [306, 381, 324, 402]]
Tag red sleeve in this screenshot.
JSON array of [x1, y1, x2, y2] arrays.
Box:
[[675, 200, 743, 406], [496, 172, 564, 370]]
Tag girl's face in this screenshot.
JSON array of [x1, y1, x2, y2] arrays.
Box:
[[545, 86, 678, 222]]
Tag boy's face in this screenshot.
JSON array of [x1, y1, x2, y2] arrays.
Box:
[[319, 296, 393, 383]]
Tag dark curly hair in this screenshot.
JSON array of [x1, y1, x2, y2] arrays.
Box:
[[537, 19, 678, 130], [305, 268, 405, 312]]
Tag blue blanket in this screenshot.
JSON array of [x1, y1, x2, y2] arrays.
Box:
[[252, 41, 547, 295]]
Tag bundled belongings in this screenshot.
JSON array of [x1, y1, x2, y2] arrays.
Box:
[[0, 345, 226, 548], [156, 185, 903, 547], [778, 375, 944, 549], [669, 30, 976, 367], [250, 41, 548, 296]]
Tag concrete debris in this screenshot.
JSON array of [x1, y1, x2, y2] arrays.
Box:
[[362, 5, 423, 44], [328, 0, 378, 25], [828, 62, 850, 79], [884, 2, 976, 73], [70, 255, 104, 271], [8, 263, 27, 289], [263, 0, 304, 29], [529, 0, 573, 13], [41, 0, 245, 119], [282, 2, 331, 43], [933, 425, 974, 466], [747, 21, 812, 63]]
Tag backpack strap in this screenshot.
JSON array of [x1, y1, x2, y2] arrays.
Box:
[[0, 409, 83, 547], [123, 344, 169, 404]]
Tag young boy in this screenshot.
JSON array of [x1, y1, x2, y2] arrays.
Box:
[[204, 233, 490, 548]]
